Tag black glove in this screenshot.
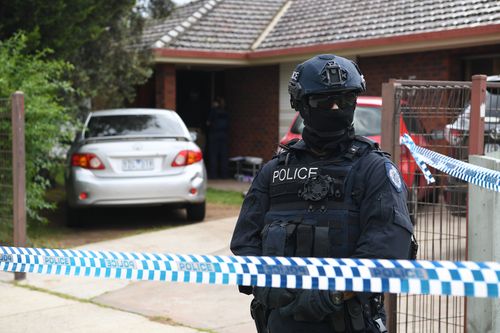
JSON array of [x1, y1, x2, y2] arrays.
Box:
[[279, 290, 340, 322], [253, 287, 295, 309]]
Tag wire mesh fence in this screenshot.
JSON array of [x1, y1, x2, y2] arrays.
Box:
[[392, 81, 472, 332], [0, 97, 13, 245]]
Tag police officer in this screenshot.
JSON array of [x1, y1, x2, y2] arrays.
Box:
[[230, 54, 414, 333]]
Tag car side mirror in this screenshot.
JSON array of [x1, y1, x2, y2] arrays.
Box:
[[189, 131, 198, 142]]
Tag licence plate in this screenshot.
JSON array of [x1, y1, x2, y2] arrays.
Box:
[[485, 143, 500, 153], [122, 159, 154, 171]]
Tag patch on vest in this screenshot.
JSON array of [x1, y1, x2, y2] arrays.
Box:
[[272, 167, 319, 183], [385, 162, 402, 192]]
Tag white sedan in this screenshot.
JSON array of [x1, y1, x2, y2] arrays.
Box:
[[65, 108, 207, 226]]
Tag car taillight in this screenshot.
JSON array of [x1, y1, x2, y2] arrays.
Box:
[[71, 153, 105, 170], [171, 150, 203, 167]]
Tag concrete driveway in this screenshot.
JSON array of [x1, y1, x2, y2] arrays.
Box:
[[6, 216, 255, 333]]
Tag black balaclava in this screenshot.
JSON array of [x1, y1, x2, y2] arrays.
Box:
[[301, 98, 356, 153]]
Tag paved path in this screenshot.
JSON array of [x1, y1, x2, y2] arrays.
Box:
[[0, 281, 195, 333], [0, 216, 255, 333]]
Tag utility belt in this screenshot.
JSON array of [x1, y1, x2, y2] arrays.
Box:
[[327, 292, 387, 333], [251, 289, 387, 333]]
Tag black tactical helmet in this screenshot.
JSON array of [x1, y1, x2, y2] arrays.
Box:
[[288, 54, 366, 112]]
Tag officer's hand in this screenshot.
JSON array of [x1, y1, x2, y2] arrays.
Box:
[[279, 290, 339, 322], [253, 287, 295, 309]]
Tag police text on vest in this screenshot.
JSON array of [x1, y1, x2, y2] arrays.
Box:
[[272, 167, 318, 183]]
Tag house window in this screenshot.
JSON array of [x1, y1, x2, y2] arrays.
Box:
[[462, 55, 500, 79]]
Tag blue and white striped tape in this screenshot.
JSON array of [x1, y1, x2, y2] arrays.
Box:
[[1, 246, 499, 298], [400, 134, 436, 184], [400, 133, 500, 192]]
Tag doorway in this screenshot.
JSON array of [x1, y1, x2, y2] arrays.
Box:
[[176, 69, 225, 155]]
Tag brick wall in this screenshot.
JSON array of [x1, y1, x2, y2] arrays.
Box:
[[225, 65, 279, 162], [359, 44, 500, 96], [359, 50, 451, 96], [155, 64, 176, 109]]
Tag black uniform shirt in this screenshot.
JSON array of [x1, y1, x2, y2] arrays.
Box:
[[230, 140, 413, 260]]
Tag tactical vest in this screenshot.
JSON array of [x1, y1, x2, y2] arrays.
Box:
[[262, 138, 377, 259]]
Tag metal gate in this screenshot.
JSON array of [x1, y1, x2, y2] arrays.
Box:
[[381, 78, 483, 332]]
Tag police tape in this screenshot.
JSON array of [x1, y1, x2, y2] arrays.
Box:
[[400, 134, 500, 192], [1, 246, 499, 298]]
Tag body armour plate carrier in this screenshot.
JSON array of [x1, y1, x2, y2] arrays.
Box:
[[262, 139, 374, 259]]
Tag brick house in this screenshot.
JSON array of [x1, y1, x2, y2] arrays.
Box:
[[134, 0, 500, 163]]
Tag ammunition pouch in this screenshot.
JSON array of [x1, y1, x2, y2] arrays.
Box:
[[328, 293, 387, 333]]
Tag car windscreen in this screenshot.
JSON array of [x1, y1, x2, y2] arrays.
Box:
[[290, 106, 382, 137], [84, 114, 185, 138]]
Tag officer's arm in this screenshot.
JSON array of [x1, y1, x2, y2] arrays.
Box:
[[352, 154, 413, 259], [230, 160, 275, 257]]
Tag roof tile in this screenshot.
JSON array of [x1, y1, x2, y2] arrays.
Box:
[[142, 0, 500, 52]]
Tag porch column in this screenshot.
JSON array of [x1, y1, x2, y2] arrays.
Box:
[[155, 63, 176, 110]]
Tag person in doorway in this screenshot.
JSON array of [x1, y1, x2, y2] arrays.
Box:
[[206, 97, 229, 179], [230, 54, 415, 332]]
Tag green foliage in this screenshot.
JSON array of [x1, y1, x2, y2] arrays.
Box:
[[137, 0, 175, 19], [0, 1, 134, 59], [0, 34, 73, 224], [69, 5, 152, 111], [0, 1, 175, 233], [0, 0, 174, 114]]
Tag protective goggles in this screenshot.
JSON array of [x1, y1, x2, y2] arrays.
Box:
[[307, 93, 357, 109]]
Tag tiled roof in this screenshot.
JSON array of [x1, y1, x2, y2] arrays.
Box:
[[141, 0, 209, 49], [260, 0, 500, 50], [143, 0, 500, 52], [143, 0, 287, 51]]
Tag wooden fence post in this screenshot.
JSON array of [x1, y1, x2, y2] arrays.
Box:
[[469, 75, 487, 155], [12, 91, 26, 281]]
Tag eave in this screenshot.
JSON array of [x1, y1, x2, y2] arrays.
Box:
[[152, 24, 500, 66]]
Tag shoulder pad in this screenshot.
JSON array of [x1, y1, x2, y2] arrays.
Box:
[[354, 135, 380, 150], [373, 150, 392, 158]]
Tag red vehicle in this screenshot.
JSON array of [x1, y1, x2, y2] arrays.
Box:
[[279, 96, 430, 202]]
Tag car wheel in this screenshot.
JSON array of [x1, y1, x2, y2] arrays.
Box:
[[186, 201, 206, 222], [66, 205, 85, 227]]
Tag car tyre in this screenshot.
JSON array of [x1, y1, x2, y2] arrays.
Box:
[[186, 201, 206, 222], [66, 205, 85, 227]]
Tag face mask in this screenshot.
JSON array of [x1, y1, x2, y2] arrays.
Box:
[[302, 93, 356, 135]]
